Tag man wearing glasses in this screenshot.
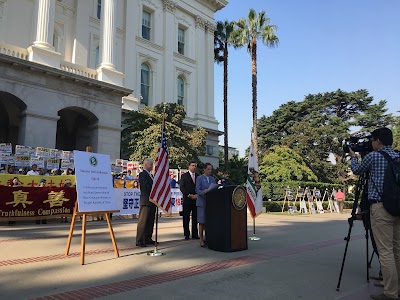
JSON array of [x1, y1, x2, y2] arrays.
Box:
[[350, 128, 400, 300]]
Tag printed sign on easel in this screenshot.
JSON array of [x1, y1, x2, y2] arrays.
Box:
[[282, 187, 296, 213], [327, 189, 339, 213], [74, 151, 116, 212], [314, 188, 324, 213], [306, 188, 316, 214], [298, 187, 307, 214]]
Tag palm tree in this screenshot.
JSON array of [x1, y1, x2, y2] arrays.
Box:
[[231, 9, 278, 161], [214, 20, 235, 170]]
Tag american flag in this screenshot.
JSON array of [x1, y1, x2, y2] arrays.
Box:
[[149, 120, 172, 215]]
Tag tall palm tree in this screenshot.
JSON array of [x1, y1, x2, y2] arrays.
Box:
[[214, 20, 235, 170], [231, 9, 278, 161]]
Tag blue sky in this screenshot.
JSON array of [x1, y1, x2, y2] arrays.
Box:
[[214, 0, 400, 157]]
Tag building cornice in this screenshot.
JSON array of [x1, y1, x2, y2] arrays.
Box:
[[196, 0, 227, 12], [136, 36, 164, 53], [0, 53, 132, 97]]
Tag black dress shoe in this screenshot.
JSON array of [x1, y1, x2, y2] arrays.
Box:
[[185, 236, 190, 240], [145, 239, 159, 245], [136, 243, 147, 247], [192, 236, 200, 240]]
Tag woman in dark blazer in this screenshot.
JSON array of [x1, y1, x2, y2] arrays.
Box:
[[195, 163, 216, 247]]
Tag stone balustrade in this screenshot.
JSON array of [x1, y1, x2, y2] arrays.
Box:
[[60, 61, 97, 79], [0, 44, 29, 60]]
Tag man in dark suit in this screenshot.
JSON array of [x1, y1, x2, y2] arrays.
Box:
[[179, 161, 199, 240], [136, 158, 156, 247]]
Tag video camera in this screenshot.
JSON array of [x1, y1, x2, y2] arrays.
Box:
[[342, 132, 373, 154]]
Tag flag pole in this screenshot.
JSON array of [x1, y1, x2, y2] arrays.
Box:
[[248, 131, 261, 241], [249, 216, 260, 241], [147, 104, 167, 257], [148, 206, 162, 256]]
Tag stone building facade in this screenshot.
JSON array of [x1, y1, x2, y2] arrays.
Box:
[[0, 0, 226, 164]]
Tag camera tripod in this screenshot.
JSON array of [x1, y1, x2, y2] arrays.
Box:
[[336, 172, 376, 291]]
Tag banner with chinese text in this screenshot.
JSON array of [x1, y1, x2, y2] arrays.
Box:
[[0, 186, 77, 219], [0, 175, 75, 187]]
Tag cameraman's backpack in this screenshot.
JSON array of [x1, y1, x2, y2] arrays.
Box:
[[379, 151, 400, 216]]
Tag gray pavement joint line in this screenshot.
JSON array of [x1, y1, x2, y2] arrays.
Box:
[[0, 234, 364, 267], [29, 233, 365, 300], [0, 240, 191, 267], [0, 225, 181, 243]]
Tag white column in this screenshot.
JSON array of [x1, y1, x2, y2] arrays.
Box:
[[206, 22, 215, 119], [163, 0, 176, 103], [97, 0, 124, 86], [33, 0, 55, 49], [195, 16, 206, 117], [0, 0, 7, 43], [100, 0, 115, 69], [28, 0, 60, 68], [122, 0, 140, 110], [72, 0, 91, 65]]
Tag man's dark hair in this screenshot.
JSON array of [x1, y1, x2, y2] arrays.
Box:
[[203, 162, 212, 169], [189, 160, 197, 166], [371, 127, 393, 146]]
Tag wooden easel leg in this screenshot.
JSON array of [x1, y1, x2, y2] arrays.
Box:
[[81, 213, 87, 265], [65, 201, 78, 256], [105, 213, 119, 257]]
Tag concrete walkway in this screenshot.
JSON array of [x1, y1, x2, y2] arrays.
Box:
[[0, 212, 382, 300]]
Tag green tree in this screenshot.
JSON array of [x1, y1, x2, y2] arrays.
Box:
[[216, 151, 247, 185], [214, 20, 235, 170], [121, 103, 207, 168], [392, 115, 400, 151], [257, 89, 394, 182], [231, 8, 278, 161], [258, 145, 317, 182]]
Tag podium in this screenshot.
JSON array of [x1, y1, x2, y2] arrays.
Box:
[[205, 185, 248, 252]]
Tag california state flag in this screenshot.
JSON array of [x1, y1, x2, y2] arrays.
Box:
[[246, 141, 263, 218]]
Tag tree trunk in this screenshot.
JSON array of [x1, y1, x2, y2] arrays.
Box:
[[251, 37, 258, 162], [223, 43, 229, 170]]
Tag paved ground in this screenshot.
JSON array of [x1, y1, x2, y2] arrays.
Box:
[[0, 212, 382, 300]]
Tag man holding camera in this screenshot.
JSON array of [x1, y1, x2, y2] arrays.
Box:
[[350, 127, 400, 300]]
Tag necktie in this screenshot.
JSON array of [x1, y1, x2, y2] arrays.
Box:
[[207, 177, 209, 184], [191, 173, 195, 183]]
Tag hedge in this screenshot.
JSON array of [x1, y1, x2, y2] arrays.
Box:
[[264, 201, 355, 212]]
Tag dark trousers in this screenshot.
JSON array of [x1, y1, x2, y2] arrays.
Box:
[[136, 205, 156, 244], [183, 199, 198, 238]]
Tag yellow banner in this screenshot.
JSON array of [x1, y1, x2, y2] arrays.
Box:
[[0, 175, 75, 187]]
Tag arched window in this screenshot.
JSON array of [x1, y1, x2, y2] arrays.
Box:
[[141, 63, 150, 106], [97, 0, 102, 19], [95, 45, 100, 68], [177, 76, 184, 105], [53, 31, 59, 52]]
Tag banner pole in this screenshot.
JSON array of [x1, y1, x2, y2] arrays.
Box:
[[249, 217, 260, 241]]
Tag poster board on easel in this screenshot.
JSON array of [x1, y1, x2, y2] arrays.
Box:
[[281, 187, 295, 213], [314, 188, 324, 213], [298, 187, 308, 214], [65, 149, 120, 265], [327, 188, 339, 213], [306, 187, 316, 214]]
